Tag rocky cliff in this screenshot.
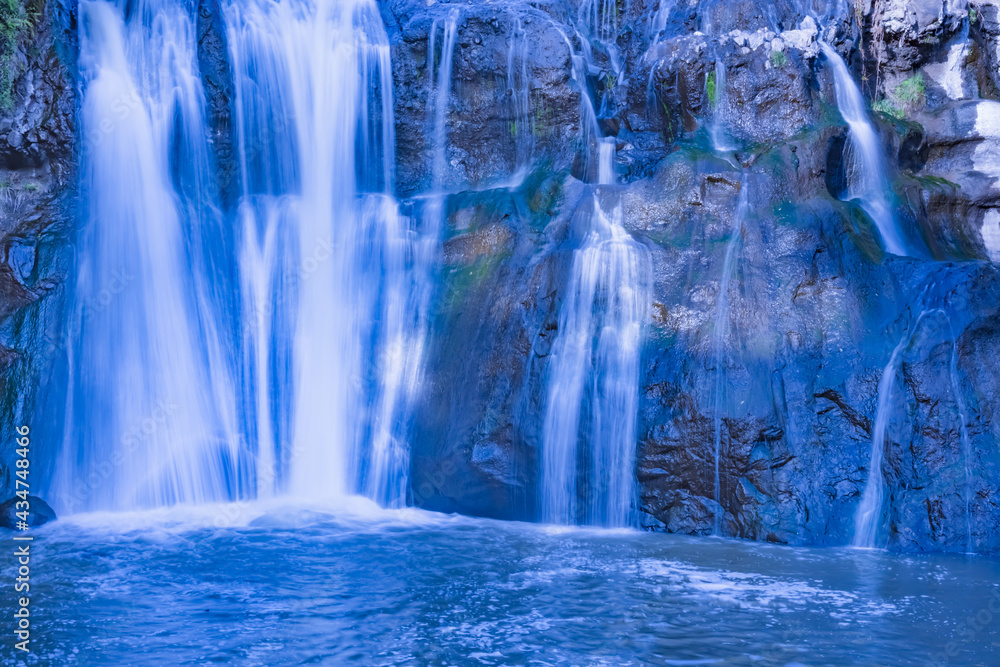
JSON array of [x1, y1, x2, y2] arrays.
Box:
[[380, 0, 1000, 553], [0, 0, 75, 494]]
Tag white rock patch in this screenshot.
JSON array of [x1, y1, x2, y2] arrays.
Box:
[[972, 101, 1000, 194], [924, 41, 968, 100], [981, 209, 1000, 263]]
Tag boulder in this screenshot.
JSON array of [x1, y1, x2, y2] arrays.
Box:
[[0, 495, 56, 529]]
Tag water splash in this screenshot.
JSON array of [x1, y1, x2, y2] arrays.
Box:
[[821, 43, 910, 257]]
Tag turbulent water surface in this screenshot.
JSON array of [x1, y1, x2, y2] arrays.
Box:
[[3, 505, 998, 666]]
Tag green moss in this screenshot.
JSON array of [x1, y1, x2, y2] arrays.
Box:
[[769, 50, 787, 68], [442, 252, 506, 313], [0, 0, 32, 112], [914, 174, 961, 189], [895, 73, 926, 107], [706, 70, 716, 107], [532, 104, 546, 138], [970, 7, 978, 24], [872, 98, 904, 120]]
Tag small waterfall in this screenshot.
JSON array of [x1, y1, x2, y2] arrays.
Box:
[[853, 306, 977, 550], [852, 333, 908, 548], [650, 0, 676, 42], [579, 0, 618, 42], [428, 10, 460, 192], [709, 60, 735, 152], [540, 57, 651, 526], [711, 176, 749, 534], [506, 17, 533, 170], [53, 0, 242, 511], [820, 43, 910, 257], [540, 203, 650, 525]]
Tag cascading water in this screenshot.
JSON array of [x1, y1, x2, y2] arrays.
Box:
[[852, 331, 908, 548], [53, 0, 242, 511], [820, 43, 910, 258], [540, 141, 651, 527], [223, 0, 428, 507], [506, 16, 533, 170], [428, 9, 460, 192], [852, 304, 974, 550], [540, 8, 651, 526], [709, 60, 735, 152], [579, 0, 618, 42], [54, 0, 431, 512], [650, 0, 677, 42], [711, 175, 749, 534]]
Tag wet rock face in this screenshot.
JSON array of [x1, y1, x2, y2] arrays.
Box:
[[381, 1, 582, 196], [857, 0, 969, 77], [916, 99, 1000, 261], [644, 13, 824, 148], [0, 2, 74, 177], [394, 0, 1000, 553], [197, 0, 237, 207], [0, 2, 76, 500], [971, 1, 1000, 96]]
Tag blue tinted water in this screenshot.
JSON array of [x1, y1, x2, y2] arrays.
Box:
[[3, 504, 997, 665]]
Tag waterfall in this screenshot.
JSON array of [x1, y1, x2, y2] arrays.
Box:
[[223, 0, 426, 507], [650, 0, 676, 42], [428, 10, 459, 192], [54, 0, 430, 513], [852, 332, 907, 548], [53, 0, 242, 511], [852, 306, 977, 550], [709, 60, 735, 152], [711, 175, 749, 534], [820, 43, 910, 258], [506, 17, 533, 171], [539, 62, 651, 527], [579, 0, 618, 42], [539, 200, 650, 525]]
